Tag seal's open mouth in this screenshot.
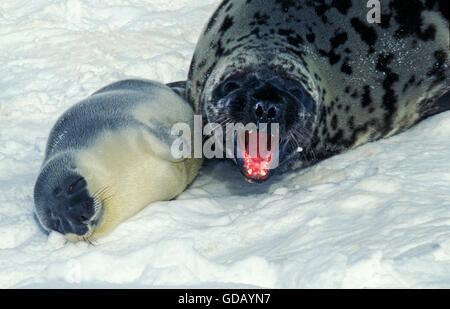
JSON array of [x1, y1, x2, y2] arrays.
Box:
[[235, 130, 280, 183]]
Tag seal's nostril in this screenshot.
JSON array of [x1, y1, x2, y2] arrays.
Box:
[[268, 106, 277, 119], [254, 102, 279, 120], [255, 104, 264, 118]]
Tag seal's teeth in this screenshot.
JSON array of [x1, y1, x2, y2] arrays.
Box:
[[261, 170, 267, 176], [248, 169, 253, 174]]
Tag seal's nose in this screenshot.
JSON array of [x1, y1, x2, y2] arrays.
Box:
[[52, 213, 89, 235], [250, 82, 285, 125], [254, 101, 280, 123], [54, 200, 92, 235]]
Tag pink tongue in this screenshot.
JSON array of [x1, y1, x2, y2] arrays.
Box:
[[237, 130, 279, 179]]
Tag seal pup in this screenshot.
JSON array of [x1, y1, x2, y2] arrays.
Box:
[[34, 79, 202, 242], [187, 0, 449, 183]]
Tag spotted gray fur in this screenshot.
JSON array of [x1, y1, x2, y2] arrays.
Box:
[[187, 0, 449, 172]]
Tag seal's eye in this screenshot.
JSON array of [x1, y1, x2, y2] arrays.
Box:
[[67, 177, 85, 195], [223, 81, 241, 93]]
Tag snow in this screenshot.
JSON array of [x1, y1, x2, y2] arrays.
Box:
[[1, 0, 449, 288]]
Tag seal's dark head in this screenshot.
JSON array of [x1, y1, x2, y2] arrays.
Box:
[[34, 154, 103, 240], [209, 70, 317, 183]]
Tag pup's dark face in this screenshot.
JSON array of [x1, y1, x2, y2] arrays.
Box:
[[34, 161, 103, 240], [208, 71, 317, 182]]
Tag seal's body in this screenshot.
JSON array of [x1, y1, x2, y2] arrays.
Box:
[[34, 79, 202, 241], [187, 0, 449, 182]]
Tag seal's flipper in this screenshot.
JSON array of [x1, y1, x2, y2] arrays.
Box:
[[419, 90, 450, 121], [435, 90, 450, 114], [166, 81, 187, 99]]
